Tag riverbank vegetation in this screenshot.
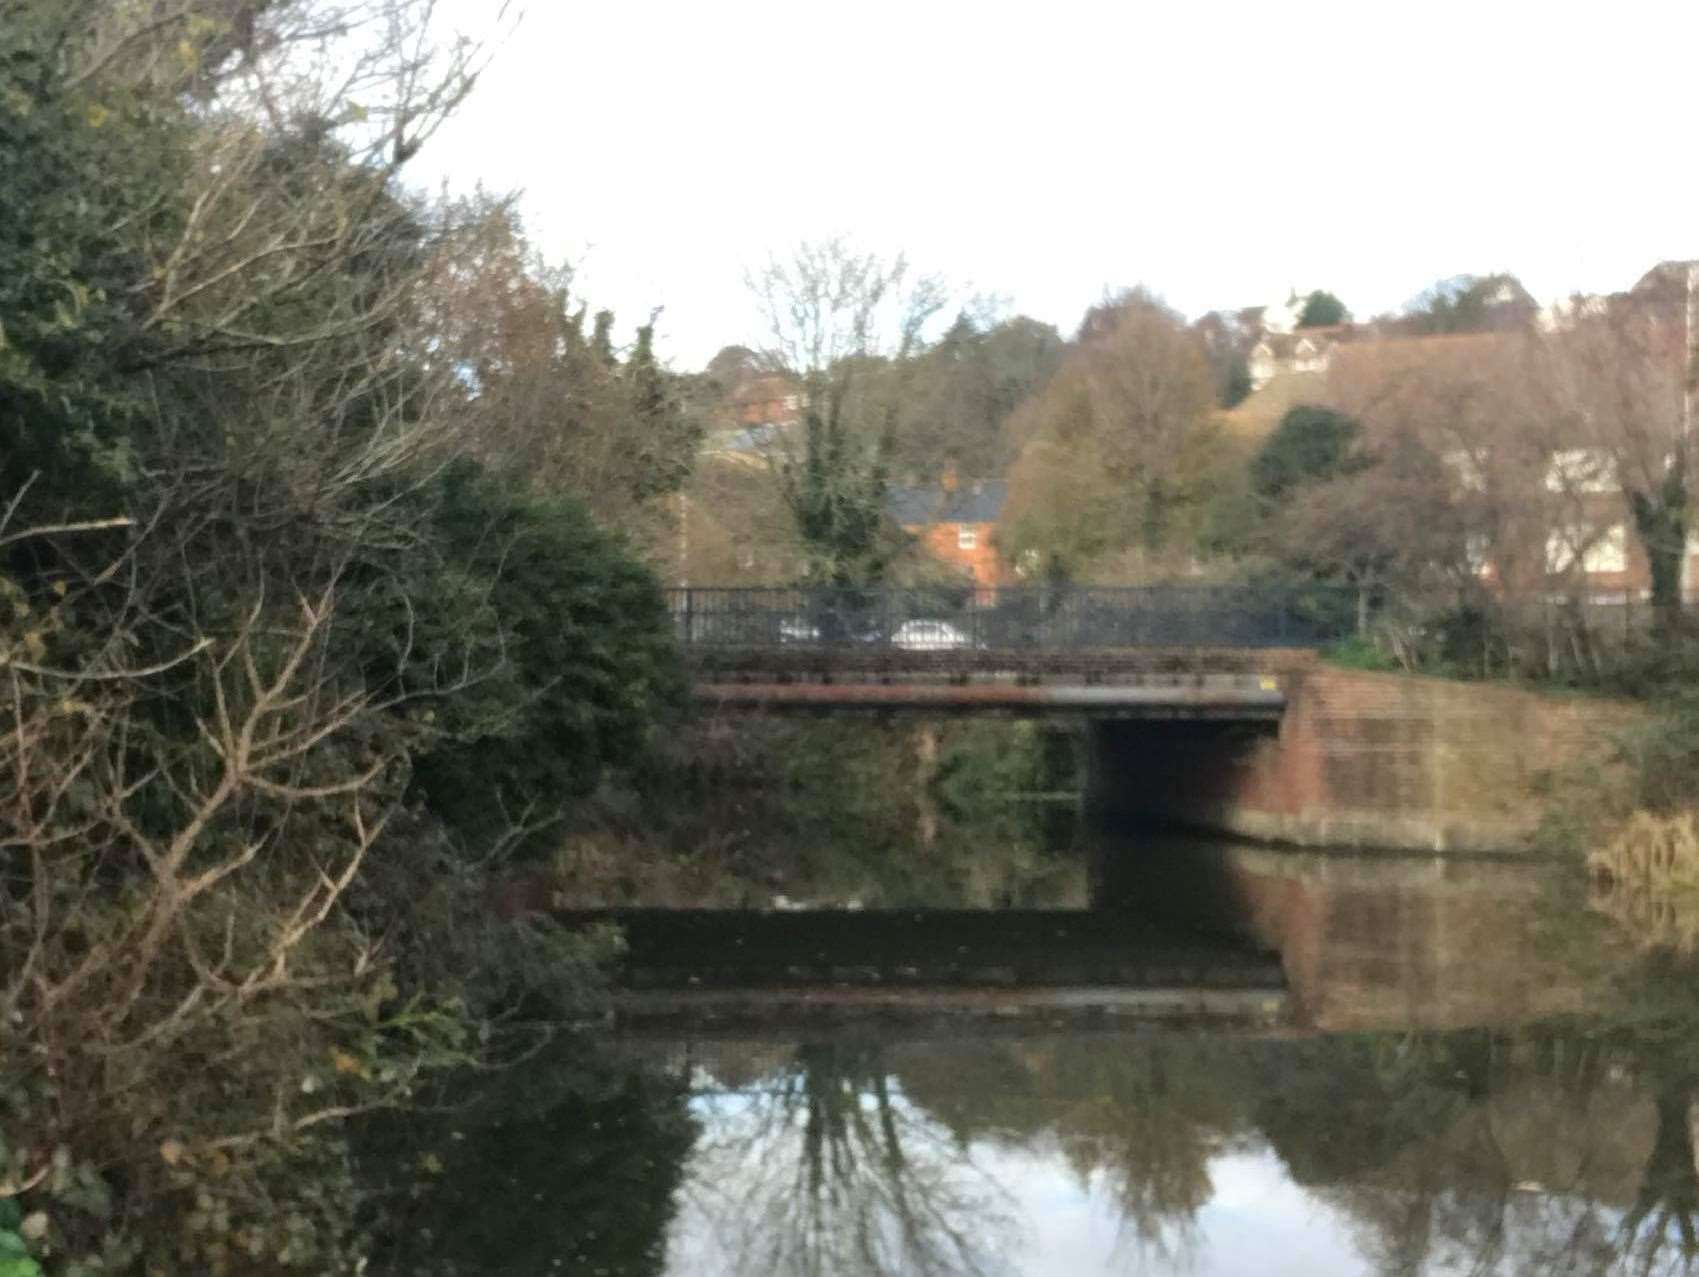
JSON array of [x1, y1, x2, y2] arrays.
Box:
[[0, 3, 699, 1269]]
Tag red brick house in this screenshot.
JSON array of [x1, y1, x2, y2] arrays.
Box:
[[887, 471, 1009, 588]]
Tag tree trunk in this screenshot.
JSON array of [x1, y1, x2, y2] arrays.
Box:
[[1630, 462, 1688, 645]]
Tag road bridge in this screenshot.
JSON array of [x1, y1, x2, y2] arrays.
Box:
[[671, 584, 1346, 718], [669, 586, 1615, 854]]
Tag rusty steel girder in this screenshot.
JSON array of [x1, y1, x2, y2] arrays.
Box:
[[694, 678, 1286, 718]]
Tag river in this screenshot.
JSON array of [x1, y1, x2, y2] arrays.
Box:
[[354, 820, 1699, 1276]]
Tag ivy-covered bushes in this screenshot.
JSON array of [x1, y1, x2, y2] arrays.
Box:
[[0, 4, 691, 1270]]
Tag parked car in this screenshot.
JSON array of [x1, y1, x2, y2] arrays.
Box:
[[890, 619, 974, 651], [778, 617, 821, 643]]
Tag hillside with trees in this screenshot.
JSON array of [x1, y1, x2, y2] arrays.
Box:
[[998, 290, 1225, 582]]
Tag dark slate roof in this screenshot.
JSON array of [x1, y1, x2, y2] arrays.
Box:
[[705, 423, 783, 454], [887, 480, 1008, 526]]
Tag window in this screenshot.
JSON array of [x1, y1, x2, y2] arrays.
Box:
[[1545, 448, 1617, 494], [1547, 523, 1627, 574], [1582, 525, 1627, 574], [1465, 532, 1492, 576], [956, 527, 977, 550]]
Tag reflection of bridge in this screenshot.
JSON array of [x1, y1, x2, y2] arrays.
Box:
[[673, 584, 1346, 718]]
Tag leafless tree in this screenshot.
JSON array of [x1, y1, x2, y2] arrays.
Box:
[[742, 238, 948, 583], [1538, 280, 1696, 639]]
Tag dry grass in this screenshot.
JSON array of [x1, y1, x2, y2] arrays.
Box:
[[1587, 812, 1699, 952], [1587, 812, 1699, 890]]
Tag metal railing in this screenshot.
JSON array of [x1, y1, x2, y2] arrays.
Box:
[[666, 584, 1354, 651]]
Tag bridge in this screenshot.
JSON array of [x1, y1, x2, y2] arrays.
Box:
[[668, 583, 1585, 855], [670, 584, 1350, 718]]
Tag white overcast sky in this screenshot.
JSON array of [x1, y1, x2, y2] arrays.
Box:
[[417, 0, 1699, 370]]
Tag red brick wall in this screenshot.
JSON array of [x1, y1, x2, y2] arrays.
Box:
[[1092, 668, 1642, 853], [911, 521, 1006, 588]]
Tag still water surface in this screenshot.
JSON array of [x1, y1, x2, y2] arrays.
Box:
[[366, 836, 1699, 1276]]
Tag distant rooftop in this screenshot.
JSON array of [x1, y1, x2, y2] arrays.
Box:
[[708, 423, 785, 454], [888, 479, 1008, 526]]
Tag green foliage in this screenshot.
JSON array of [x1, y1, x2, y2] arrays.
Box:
[[1218, 353, 1253, 408], [1629, 456, 1689, 631], [1295, 289, 1348, 328], [1322, 633, 1402, 671], [1616, 695, 1699, 816], [0, 1198, 42, 1277], [0, 5, 681, 1271], [625, 322, 700, 500], [400, 460, 686, 851], [1250, 405, 1362, 510], [781, 405, 895, 586], [0, 15, 181, 511], [1403, 273, 1533, 334]]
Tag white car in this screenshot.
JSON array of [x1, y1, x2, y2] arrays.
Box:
[[778, 618, 820, 643], [890, 619, 974, 651]]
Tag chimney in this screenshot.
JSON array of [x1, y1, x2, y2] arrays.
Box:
[[941, 463, 958, 493]]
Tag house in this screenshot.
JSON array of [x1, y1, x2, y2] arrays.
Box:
[[699, 368, 807, 466], [1322, 277, 1699, 604], [729, 372, 804, 429], [887, 470, 1009, 588], [1246, 325, 1354, 391]]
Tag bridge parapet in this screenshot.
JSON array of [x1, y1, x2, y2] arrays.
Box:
[[668, 584, 1351, 658], [687, 644, 1321, 685]]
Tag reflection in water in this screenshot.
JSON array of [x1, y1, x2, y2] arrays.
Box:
[[362, 839, 1699, 1275], [672, 1039, 1019, 1276], [1101, 835, 1605, 1031], [360, 1046, 697, 1277], [893, 1033, 1231, 1264], [654, 1023, 1699, 1277]]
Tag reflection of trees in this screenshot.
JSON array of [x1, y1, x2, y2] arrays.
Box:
[[1617, 1059, 1699, 1275], [1046, 1037, 1235, 1262], [893, 1033, 1250, 1262], [1265, 1026, 1699, 1277], [685, 1039, 1019, 1277], [687, 1022, 1699, 1276]]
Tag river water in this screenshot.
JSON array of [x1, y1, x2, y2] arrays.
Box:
[[361, 832, 1699, 1276]]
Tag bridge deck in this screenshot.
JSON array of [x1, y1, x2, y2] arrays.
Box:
[[695, 674, 1285, 717], [687, 644, 1320, 679]]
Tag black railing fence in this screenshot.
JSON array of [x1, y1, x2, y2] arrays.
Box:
[[666, 584, 1355, 651]]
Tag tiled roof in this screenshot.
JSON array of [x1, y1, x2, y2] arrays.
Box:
[[887, 480, 1008, 526], [1251, 325, 1355, 358]]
